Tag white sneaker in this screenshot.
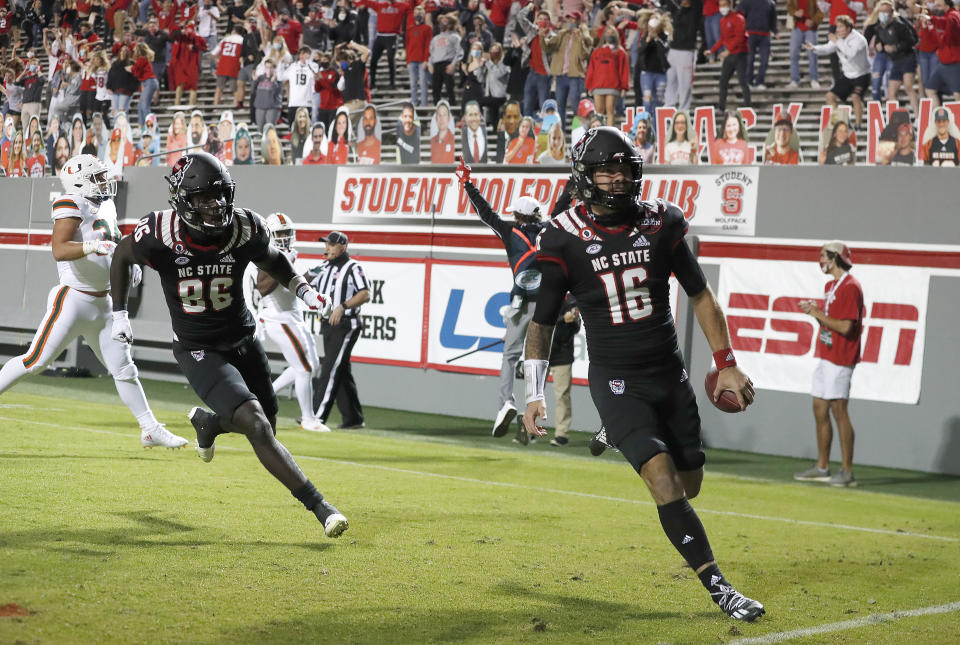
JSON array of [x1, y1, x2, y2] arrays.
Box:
[[301, 417, 331, 433], [141, 424, 188, 449], [754, 83, 767, 90], [810, 79, 821, 89], [492, 402, 517, 438], [324, 513, 349, 538], [786, 80, 799, 89]]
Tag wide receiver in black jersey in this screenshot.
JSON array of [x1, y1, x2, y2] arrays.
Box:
[[521, 127, 764, 621], [109, 152, 348, 538]]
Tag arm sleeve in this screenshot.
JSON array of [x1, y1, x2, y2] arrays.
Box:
[[464, 180, 511, 239], [532, 261, 569, 325], [672, 238, 709, 296]]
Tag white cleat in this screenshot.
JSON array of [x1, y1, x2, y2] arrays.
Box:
[[141, 424, 189, 449], [196, 444, 215, 463], [301, 417, 331, 433], [188, 406, 218, 463], [324, 513, 349, 538]]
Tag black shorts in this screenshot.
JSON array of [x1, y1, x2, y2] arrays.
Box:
[[832, 73, 870, 102], [588, 352, 705, 473], [173, 336, 278, 422]]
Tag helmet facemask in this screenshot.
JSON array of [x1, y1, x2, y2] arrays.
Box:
[[271, 226, 294, 249], [580, 156, 643, 213], [87, 169, 117, 202]]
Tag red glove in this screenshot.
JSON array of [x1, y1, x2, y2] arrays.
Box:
[[455, 155, 471, 186]]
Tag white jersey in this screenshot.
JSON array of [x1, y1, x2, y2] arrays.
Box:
[[283, 61, 319, 108], [51, 193, 121, 292], [259, 248, 303, 323]]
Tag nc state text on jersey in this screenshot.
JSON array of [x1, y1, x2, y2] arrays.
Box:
[[177, 264, 234, 278], [590, 249, 651, 272]]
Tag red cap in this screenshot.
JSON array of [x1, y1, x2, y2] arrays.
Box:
[[565, 10, 582, 20], [111, 128, 123, 141], [577, 98, 596, 119], [823, 241, 853, 267]]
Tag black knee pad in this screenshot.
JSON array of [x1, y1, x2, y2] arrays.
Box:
[[674, 444, 706, 471]]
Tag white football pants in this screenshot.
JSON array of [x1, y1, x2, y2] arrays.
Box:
[[263, 318, 319, 422]]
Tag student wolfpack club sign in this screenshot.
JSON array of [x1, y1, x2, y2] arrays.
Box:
[[331, 166, 758, 236], [698, 237, 960, 405]]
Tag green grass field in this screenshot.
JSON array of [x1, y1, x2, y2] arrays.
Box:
[[1, 374, 958, 645]]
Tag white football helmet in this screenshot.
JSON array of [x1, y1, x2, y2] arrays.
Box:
[[266, 212, 295, 250], [59, 154, 116, 201]]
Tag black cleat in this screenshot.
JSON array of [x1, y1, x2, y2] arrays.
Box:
[[589, 427, 609, 456], [188, 406, 218, 463], [313, 499, 349, 538], [712, 584, 766, 622]]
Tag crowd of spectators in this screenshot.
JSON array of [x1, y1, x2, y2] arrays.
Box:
[[1, 0, 960, 177]]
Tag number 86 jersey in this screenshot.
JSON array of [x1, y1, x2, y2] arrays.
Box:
[[534, 200, 708, 371], [130, 207, 271, 349]]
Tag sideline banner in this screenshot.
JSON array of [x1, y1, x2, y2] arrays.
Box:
[[331, 166, 759, 236], [715, 258, 928, 404], [295, 257, 427, 366]]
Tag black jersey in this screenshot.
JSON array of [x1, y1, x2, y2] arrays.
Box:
[[534, 200, 707, 370], [131, 207, 271, 349], [924, 135, 960, 166]]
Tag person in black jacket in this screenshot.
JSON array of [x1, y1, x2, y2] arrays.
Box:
[[663, 0, 702, 111], [106, 49, 139, 118], [738, 0, 778, 89], [548, 295, 580, 447], [456, 157, 546, 444], [636, 12, 671, 115], [874, 3, 919, 111]]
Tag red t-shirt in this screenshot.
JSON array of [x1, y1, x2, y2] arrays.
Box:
[[303, 151, 326, 164], [815, 274, 864, 366], [710, 138, 754, 164], [276, 19, 303, 54], [132, 56, 156, 81], [26, 155, 46, 177], [765, 147, 799, 165], [506, 135, 535, 164]]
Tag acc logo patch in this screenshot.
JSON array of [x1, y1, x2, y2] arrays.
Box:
[[174, 242, 186, 254], [191, 350, 205, 361], [609, 379, 625, 395], [175, 256, 190, 265], [579, 228, 595, 241], [586, 243, 602, 254]]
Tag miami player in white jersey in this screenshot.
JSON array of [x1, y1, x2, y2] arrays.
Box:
[[258, 213, 326, 433], [0, 154, 188, 449]]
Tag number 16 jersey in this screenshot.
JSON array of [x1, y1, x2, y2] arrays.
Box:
[[535, 200, 707, 371], [130, 207, 271, 349]]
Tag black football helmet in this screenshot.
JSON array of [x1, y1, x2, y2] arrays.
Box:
[[166, 151, 236, 235], [571, 126, 644, 215]]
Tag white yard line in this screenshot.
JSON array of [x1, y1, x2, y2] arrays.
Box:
[[727, 601, 960, 645]]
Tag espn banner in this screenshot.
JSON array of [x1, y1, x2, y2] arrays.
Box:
[[712, 256, 930, 405], [331, 166, 759, 236]]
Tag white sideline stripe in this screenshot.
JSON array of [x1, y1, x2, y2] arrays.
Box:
[[727, 601, 960, 645], [2, 415, 957, 544]]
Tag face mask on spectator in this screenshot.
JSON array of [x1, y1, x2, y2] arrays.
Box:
[[719, 6, 730, 15], [471, 49, 482, 57], [340, 61, 349, 70], [878, 11, 890, 23], [605, 35, 618, 45], [338, 11, 346, 19], [537, 18, 549, 28], [649, 17, 660, 28], [415, 14, 423, 23]]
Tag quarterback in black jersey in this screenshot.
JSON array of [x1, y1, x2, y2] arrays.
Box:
[[109, 152, 348, 538], [521, 128, 764, 621]]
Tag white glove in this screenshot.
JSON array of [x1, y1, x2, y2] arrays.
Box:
[[112, 310, 134, 344], [83, 239, 117, 256], [130, 264, 143, 288], [301, 286, 334, 318]]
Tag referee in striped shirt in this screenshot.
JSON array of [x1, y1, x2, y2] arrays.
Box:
[[308, 231, 370, 430]]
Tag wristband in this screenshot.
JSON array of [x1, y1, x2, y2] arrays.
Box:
[[112, 310, 129, 321], [288, 275, 310, 299], [713, 348, 737, 370], [523, 359, 550, 404], [81, 240, 98, 256]]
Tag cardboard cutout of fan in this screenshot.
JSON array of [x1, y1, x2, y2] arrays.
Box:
[[704, 366, 744, 413]]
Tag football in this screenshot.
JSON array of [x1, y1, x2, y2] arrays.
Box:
[[704, 366, 743, 413]]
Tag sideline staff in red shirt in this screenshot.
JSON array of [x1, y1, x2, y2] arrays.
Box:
[[795, 241, 864, 488]]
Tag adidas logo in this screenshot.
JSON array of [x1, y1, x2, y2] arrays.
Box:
[[633, 235, 651, 248], [725, 351, 734, 361], [221, 254, 235, 263], [680, 369, 689, 383], [710, 575, 722, 586], [681, 535, 694, 544]]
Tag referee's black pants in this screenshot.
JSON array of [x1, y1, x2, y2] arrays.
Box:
[[313, 317, 364, 427]]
